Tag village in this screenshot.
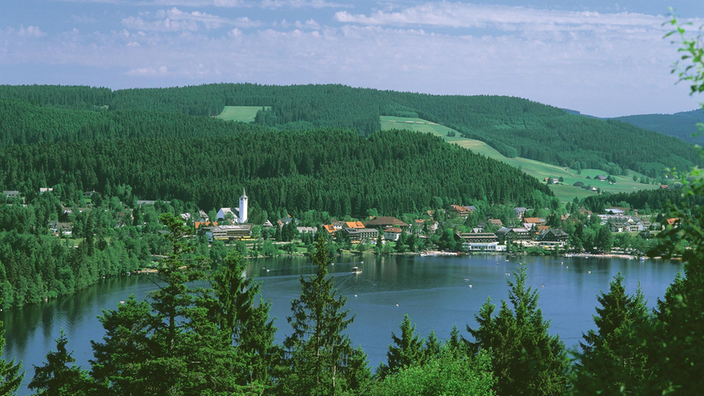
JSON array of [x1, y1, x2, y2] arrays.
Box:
[[2, 186, 674, 259]]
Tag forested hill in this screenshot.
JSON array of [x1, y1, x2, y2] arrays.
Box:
[[0, 84, 700, 177], [0, 104, 554, 215], [612, 109, 704, 145]]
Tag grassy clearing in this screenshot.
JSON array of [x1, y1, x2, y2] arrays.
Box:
[[217, 106, 270, 123], [381, 116, 661, 201]]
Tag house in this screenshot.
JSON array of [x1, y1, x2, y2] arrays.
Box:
[[344, 221, 365, 230], [488, 219, 503, 227], [609, 222, 627, 233], [666, 218, 680, 227], [83, 190, 98, 197], [2, 191, 20, 199], [573, 182, 584, 187], [586, 176, 591, 179], [195, 221, 218, 230], [595, 175, 608, 181], [180, 213, 192, 221], [217, 208, 238, 222], [344, 228, 379, 243], [660, 184, 668, 189], [364, 216, 408, 229], [262, 219, 274, 228], [322, 224, 338, 236], [455, 232, 499, 244], [137, 200, 157, 206], [496, 227, 531, 242], [384, 227, 402, 241], [523, 217, 542, 226], [513, 207, 528, 219], [40, 187, 53, 194], [48, 221, 73, 237], [536, 229, 569, 242], [450, 205, 475, 218], [206, 224, 253, 242], [198, 210, 209, 222], [297, 227, 317, 235]]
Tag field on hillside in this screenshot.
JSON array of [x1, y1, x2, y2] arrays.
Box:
[[381, 116, 660, 201], [217, 106, 270, 122]]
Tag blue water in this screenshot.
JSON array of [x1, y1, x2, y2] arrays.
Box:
[[1, 254, 683, 395]]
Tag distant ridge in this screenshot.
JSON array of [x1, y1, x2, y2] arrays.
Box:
[[611, 108, 704, 144]]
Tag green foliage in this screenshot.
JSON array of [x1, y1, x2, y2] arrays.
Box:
[[90, 213, 247, 395], [0, 305, 23, 396], [1, 83, 698, 178], [29, 329, 94, 395], [377, 314, 426, 379], [571, 273, 649, 395], [369, 349, 495, 396], [280, 237, 370, 395], [467, 264, 569, 396]]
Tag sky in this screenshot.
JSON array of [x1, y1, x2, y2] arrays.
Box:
[[2, 0, 704, 117]]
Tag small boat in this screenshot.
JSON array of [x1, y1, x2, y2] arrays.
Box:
[[352, 266, 362, 273]]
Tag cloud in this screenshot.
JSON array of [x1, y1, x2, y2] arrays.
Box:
[[280, 19, 320, 29], [125, 65, 169, 75], [122, 7, 262, 31], [55, 0, 347, 8], [16, 25, 47, 38], [260, 0, 349, 9], [334, 3, 692, 33]]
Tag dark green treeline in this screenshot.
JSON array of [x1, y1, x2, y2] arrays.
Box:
[[1, 84, 699, 177]]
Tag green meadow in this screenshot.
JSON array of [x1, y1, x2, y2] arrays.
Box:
[[380, 116, 660, 201], [217, 106, 271, 123]]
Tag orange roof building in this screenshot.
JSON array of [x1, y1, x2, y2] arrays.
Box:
[[345, 221, 365, 229]]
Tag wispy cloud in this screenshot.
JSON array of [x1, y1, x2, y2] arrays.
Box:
[[334, 3, 690, 33], [15, 25, 47, 38], [55, 0, 347, 8], [260, 0, 349, 9], [122, 7, 262, 31]]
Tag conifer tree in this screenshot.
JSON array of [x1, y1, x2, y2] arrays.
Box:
[[280, 236, 369, 395], [0, 306, 23, 396], [466, 264, 569, 396], [377, 314, 425, 379], [571, 273, 649, 395], [29, 330, 94, 395]]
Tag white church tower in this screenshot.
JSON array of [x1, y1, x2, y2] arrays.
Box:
[[238, 188, 248, 224]]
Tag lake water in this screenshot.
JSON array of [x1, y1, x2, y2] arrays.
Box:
[[1, 254, 684, 395]]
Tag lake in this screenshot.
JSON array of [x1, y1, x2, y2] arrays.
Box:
[[1, 254, 683, 395]]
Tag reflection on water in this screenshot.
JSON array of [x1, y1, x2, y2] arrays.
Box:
[[1, 255, 683, 396]]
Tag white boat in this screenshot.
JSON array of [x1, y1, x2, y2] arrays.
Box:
[[352, 266, 362, 273]]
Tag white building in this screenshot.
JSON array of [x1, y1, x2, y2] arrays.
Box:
[[216, 188, 249, 224], [239, 188, 248, 224]]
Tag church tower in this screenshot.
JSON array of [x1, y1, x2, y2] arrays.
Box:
[[238, 188, 248, 224]]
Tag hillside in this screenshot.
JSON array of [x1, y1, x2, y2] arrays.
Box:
[[0, 99, 554, 215], [0, 84, 700, 178], [612, 109, 704, 145], [380, 116, 660, 201]]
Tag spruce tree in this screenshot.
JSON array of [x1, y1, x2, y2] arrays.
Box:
[[0, 309, 23, 396], [29, 330, 94, 395], [572, 273, 649, 395], [280, 236, 370, 395], [466, 264, 569, 396], [377, 314, 426, 379]]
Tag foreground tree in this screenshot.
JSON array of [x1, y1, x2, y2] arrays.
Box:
[[571, 273, 649, 395], [466, 264, 569, 396], [90, 213, 244, 395], [209, 250, 279, 389], [376, 314, 425, 380], [369, 348, 495, 396], [279, 236, 370, 395], [633, 15, 704, 394], [29, 330, 94, 395], [0, 308, 23, 396]]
